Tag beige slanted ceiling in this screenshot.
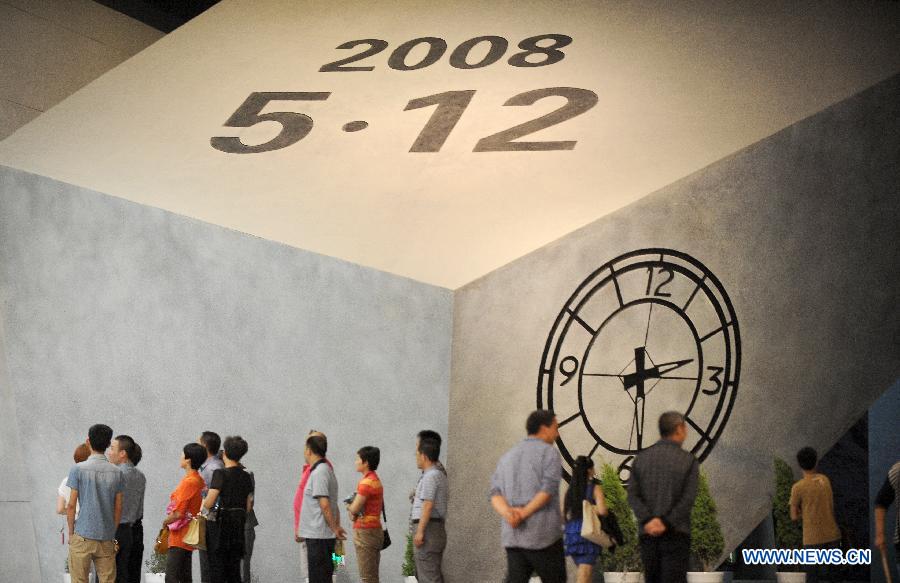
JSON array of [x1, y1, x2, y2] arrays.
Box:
[[1, 0, 899, 289]]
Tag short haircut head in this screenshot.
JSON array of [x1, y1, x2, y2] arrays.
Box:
[[417, 430, 442, 445], [306, 434, 327, 457], [73, 443, 91, 463], [417, 436, 440, 462], [797, 447, 818, 471], [88, 424, 113, 452], [130, 442, 143, 466], [308, 430, 327, 450], [183, 443, 206, 470], [200, 431, 221, 456], [223, 435, 249, 462], [115, 435, 137, 463], [658, 411, 685, 437], [526, 410, 556, 435], [357, 446, 380, 470]]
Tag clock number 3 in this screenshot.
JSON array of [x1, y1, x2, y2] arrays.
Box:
[[645, 267, 674, 297], [703, 366, 724, 395], [559, 356, 579, 386]]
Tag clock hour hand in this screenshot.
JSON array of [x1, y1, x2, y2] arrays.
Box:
[[622, 358, 693, 390]]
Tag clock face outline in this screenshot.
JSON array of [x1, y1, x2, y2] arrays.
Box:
[[537, 248, 741, 482]]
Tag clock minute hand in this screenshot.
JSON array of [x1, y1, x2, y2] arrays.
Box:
[[622, 358, 694, 389]]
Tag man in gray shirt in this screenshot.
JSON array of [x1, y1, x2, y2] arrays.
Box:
[[412, 434, 448, 583], [628, 411, 698, 583], [198, 431, 224, 583], [299, 434, 346, 583], [107, 435, 146, 583], [67, 424, 125, 583], [490, 410, 565, 583]]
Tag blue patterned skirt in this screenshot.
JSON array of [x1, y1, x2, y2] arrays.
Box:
[[564, 518, 601, 565]]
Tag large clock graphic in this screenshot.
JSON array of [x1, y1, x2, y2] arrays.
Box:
[[538, 248, 741, 481]]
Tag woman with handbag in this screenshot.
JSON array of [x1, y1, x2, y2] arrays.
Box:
[[163, 443, 207, 583], [346, 446, 384, 583], [563, 456, 609, 583], [202, 436, 254, 583]]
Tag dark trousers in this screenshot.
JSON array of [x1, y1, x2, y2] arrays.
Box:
[[127, 520, 143, 583], [803, 540, 841, 583], [165, 547, 193, 583], [305, 538, 336, 583], [640, 532, 690, 583], [209, 551, 243, 583], [504, 538, 566, 583], [240, 526, 254, 583], [114, 524, 133, 583], [199, 549, 210, 582]]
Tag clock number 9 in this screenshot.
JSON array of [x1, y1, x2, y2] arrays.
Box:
[[559, 356, 579, 386], [703, 366, 724, 395]]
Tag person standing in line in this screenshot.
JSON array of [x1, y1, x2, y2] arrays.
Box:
[[412, 435, 448, 583], [875, 460, 900, 576], [790, 447, 842, 583], [126, 443, 145, 583], [347, 446, 384, 583], [563, 456, 608, 583], [58, 443, 92, 518], [294, 430, 329, 583], [490, 410, 565, 583], [416, 431, 447, 476], [298, 434, 346, 583], [628, 412, 698, 583], [203, 436, 254, 583], [239, 461, 257, 583], [198, 432, 224, 583], [107, 435, 146, 583], [66, 424, 125, 583], [163, 443, 207, 583]]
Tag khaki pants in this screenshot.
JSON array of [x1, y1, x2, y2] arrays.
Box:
[[353, 527, 383, 583], [69, 534, 116, 583]]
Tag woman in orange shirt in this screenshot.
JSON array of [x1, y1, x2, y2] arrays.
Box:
[[346, 446, 384, 583], [163, 443, 207, 583]]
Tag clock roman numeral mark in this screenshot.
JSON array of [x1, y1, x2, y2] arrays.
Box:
[[700, 321, 733, 342], [566, 309, 597, 335], [682, 276, 706, 311], [558, 412, 581, 428], [609, 265, 624, 307]]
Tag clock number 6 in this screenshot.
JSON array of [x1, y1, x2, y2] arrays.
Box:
[[210, 92, 331, 154], [703, 366, 724, 395], [559, 356, 579, 386]]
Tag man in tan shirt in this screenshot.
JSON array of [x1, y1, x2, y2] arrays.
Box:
[[790, 447, 841, 583]]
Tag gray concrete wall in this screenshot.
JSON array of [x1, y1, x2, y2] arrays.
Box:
[[0, 167, 452, 582], [446, 73, 900, 581]]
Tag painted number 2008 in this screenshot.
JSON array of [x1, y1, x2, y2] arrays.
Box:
[[320, 34, 573, 72]]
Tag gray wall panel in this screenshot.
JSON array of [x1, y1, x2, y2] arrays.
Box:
[[0, 168, 452, 582], [446, 74, 900, 581]]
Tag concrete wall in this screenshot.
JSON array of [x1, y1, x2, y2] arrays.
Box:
[[0, 166, 452, 582], [446, 73, 900, 581], [0, 0, 162, 140]]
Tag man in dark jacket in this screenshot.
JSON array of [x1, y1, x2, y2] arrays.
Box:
[[628, 411, 699, 583]]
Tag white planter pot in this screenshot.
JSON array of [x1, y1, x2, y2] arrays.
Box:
[[144, 573, 166, 583], [775, 573, 806, 583], [686, 573, 728, 583], [404, 577, 418, 583], [604, 572, 644, 583], [62, 575, 71, 583]]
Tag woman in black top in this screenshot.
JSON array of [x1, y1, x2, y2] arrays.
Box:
[[202, 436, 254, 583]]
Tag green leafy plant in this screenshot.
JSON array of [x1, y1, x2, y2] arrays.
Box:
[[598, 463, 642, 573], [145, 549, 167, 574], [402, 532, 416, 576], [773, 457, 802, 571], [64, 556, 69, 574], [690, 471, 724, 571]]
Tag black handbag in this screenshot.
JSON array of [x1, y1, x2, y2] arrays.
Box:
[[381, 505, 392, 550]]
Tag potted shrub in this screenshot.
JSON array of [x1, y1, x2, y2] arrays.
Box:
[[402, 532, 417, 582], [144, 548, 167, 583], [63, 556, 70, 583], [598, 463, 643, 583], [773, 458, 804, 583], [686, 471, 727, 583]]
